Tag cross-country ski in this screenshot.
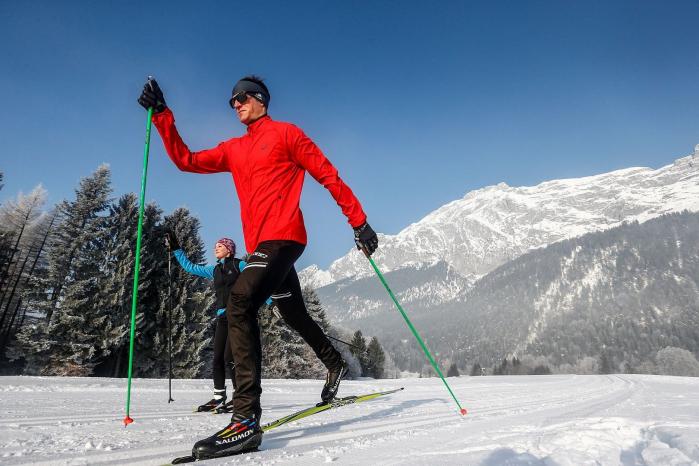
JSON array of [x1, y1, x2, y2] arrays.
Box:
[[169, 388, 404, 463]]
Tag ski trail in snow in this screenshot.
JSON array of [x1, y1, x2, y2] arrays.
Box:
[[0, 410, 201, 428], [1, 375, 698, 465], [243, 375, 639, 465]]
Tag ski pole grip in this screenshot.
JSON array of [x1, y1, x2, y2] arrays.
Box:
[[360, 245, 370, 258]]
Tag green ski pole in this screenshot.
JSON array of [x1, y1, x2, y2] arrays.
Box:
[[124, 86, 154, 427], [362, 250, 467, 416]]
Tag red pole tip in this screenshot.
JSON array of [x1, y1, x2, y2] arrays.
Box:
[[123, 416, 134, 427], [460, 408, 468, 416]]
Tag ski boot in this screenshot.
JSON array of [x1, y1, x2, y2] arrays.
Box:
[[196, 388, 226, 412], [192, 411, 262, 460], [320, 359, 349, 403], [215, 399, 235, 414]]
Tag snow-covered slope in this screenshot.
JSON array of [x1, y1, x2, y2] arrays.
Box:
[[302, 151, 699, 291], [424, 211, 699, 367], [1, 375, 698, 465], [313, 260, 473, 322]]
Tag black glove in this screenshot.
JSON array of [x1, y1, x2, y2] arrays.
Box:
[[354, 222, 378, 256], [137, 78, 167, 113], [164, 229, 181, 252]]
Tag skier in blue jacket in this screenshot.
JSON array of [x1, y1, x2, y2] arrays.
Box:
[[165, 231, 244, 413]]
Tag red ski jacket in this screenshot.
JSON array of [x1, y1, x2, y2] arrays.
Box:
[[152, 109, 367, 253]]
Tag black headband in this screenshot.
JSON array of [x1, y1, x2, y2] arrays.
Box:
[[231, 79, 270, 108]]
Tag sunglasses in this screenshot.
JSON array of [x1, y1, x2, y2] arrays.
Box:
[[230, 91, 250, 106]]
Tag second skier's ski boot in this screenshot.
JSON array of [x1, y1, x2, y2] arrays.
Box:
[[196, 388, 226, 412], [215, 399, 235, 414], [321, 359, 349, 403], [192, 412, 262, 460]]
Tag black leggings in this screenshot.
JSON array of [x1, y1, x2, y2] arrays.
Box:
[[226, 240, 341, 416], [212, 315, 235, 391]]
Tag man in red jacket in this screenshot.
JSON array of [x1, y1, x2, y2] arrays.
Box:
[[139, 76, 378, 459]]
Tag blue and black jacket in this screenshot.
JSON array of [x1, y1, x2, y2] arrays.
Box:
[[173, 249, 246, 317]]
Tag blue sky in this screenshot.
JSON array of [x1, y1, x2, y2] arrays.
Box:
[[2, 1, 698, 270]]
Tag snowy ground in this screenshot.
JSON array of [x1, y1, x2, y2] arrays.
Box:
[[1, 374, 698, 465]]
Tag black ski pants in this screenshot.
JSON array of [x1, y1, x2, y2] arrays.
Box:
[[226, 240, 342, 417], [212, 315, 235, 392]]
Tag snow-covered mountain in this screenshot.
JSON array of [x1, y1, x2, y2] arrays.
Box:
[[312, 260, 474, 323], [301, 149, 699, 323], [427, 211, 699, 367]]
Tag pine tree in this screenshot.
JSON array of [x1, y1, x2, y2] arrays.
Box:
[[598, 350, 613, 374], [655, 346, 699, 376], [131, 202, 168, 377], [0, 233, 11, 297], [0, 171, 6, 291], [366, 336, 385, 379], [151, 208, 213, 379], [0, 186, 47, 318], [493, 358, 509, 375], [93, 194, 139, 376], [44, 165, 112, 325], [531, 364, 552, 375], [0, 187, 48, 337], [7, 171, 216, 377], [93, 195, 166, 377], [0, 170, 9, 317], [15, 166, 113, 375], [261, 304, 316, 378], [259, 303, 281, 376], [299, 286, 330, 378], [0, 211, 56, 359], [512, 357, 528, 375], [350, 330, 368, 376], [303, 286, 330, 333], [447, 362, 459, 377], [326, 326, 363, 378], [261, 288, 329, 379], [470, 362, 483, 376]]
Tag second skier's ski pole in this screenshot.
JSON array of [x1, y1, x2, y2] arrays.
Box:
[[124, 87, 155, 427], [327, 334, 364, 351], [273, 305, 361, 350], [167, 246, 174, 403], [362, 250, 467, 416]]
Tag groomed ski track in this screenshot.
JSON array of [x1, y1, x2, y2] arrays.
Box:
[[1, 375, 698, 465]]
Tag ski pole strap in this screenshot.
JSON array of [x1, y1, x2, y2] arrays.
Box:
[[327, 334, 364, 351], [365, 253, 467, 415]]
